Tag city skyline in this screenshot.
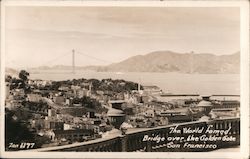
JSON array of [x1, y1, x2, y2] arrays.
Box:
[[5, 7, 240, 68]]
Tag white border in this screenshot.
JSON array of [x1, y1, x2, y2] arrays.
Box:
[[240, 1, 250, 158], [0, 0, 249, 158]]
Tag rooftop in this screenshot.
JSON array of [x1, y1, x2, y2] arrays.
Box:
[[53, 129, 93, 135], [108, 100, 125, 104], [197, 100, 213, 107], [107, 108, 125, 117]]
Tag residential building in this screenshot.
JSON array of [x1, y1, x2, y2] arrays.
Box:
[[53, 129, 94, 142], [108, 100, 125, 110], [27, 93, 42, 102]]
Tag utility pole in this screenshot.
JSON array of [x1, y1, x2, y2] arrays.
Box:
[[72, 49, 75, 74]]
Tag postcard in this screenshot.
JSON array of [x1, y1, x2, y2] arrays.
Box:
[[0, 0, 249, 158]]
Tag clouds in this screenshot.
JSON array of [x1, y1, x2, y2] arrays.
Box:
[[5, 6, 240, 68]]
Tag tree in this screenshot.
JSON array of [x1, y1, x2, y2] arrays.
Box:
[[88, 79, 101, 91], [5, 108, 35, 150], [5, 75, 12, 82], [5, 108, 51, 149], [19, 70, 29, 82]]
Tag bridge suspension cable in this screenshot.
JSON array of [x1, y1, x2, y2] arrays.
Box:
[[41, 51, 71, 66], [75, 50, 112, 64], [40, 50, 112, 67], [8, 50, 113, 72]]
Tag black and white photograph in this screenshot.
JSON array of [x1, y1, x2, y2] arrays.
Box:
[[0, 0, 249, 158]]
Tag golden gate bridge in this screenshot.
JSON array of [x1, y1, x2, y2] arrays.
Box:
[[6, 49, 112, 73]]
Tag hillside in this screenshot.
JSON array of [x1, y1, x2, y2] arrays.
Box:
[[97, 51, 240, 74]]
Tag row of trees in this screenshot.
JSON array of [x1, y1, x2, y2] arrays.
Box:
[[72, 96, 107, 113], [72, 96, 100, 108], [50, 78, 140, 93], [22, 101, 49, 114]]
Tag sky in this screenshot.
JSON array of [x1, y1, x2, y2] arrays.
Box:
[[5, 6, 240, 68]]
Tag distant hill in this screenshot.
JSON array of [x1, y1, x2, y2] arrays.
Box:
[[97, 51, 240, 74], [6, 67, 19, 77], [29, 65, 72, 70], [26, 50, 240, 74]]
